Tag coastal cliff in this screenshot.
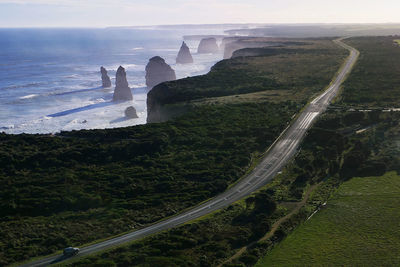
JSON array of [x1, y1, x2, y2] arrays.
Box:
[[147, 82, 190, 123], [223, 37, 301, 59]]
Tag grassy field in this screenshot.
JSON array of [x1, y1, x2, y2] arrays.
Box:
[[338, 37, 400, 107], [257, 171, 400, 266], [395, 39, 400, 45]]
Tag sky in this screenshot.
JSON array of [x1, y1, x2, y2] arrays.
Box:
[[0, 0, 399, 28]]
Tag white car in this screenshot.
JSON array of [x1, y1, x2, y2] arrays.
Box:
[[63, 247, 80, 256]]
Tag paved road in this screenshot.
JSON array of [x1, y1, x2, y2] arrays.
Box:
[[21, 38, 359, 267]]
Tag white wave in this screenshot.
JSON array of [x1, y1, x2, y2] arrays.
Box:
[[106, 64, 145, 72], [132, 83, 146, 89], [19, 94, 39, 100], [112, 53, 138, 56], [152, 48, 179, 52], [124, 63, 141, 68], [63, 74, 81, 79], [132, 47, 144, 51], [2, 82, 46, 90], [90, 98, 106, 103]]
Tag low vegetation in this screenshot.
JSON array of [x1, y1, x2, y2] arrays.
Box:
[[337, 36, 400, 107], [257, 172, 400, 266]]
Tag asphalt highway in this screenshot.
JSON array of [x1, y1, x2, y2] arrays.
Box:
[[20, 38, 359, 267]]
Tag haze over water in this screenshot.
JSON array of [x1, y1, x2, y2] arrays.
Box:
[[0, 27, 224, 134]]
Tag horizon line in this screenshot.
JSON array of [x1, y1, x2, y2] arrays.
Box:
[[2, 22, 400, 29]]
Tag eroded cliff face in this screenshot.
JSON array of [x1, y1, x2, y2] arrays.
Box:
[[147, 83, 171, 123], [223, 37, 294, 59], [197, 38, 219, 54], [146, 82, 190, 123], [113, 66, 133, 101], [100, 66, 112, 88], [176, 41, 194, 64], [145, 56, 176, 89]]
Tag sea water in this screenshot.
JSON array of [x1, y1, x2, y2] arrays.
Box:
[[0, 28, 225, 134]]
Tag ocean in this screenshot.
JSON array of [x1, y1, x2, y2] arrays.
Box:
[[0, 27, 225, 134]]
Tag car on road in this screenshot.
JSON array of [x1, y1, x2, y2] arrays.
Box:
[[63, 247, 80, 257]]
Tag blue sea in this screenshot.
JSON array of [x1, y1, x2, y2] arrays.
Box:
[[0, 27, 225, 134]]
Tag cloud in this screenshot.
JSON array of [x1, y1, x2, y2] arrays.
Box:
[[0, 0, 127, 7], [1, 0, 399, 27]]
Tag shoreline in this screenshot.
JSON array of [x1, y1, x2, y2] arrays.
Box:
[[1, 42, 223, 135]]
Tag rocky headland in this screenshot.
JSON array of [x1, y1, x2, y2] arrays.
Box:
[[176, 41, 193, 64], [145, 56, 176, 89], [113, 66, 133, 101], [223, 37, 294, 59]]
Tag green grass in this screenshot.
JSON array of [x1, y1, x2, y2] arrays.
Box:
[[257, 171, 400, 266], [395, 40, 400, 45], [338, 37, 400, 108]]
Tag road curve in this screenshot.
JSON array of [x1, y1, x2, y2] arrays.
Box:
[[20, 38, 359, 267]]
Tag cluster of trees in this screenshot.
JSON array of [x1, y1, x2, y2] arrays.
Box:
[[0, 102, 296, 265], [70, 109, 400, 267], [66, 189, 279, 267]]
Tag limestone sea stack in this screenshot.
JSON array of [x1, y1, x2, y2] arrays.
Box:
[[176, 41, 193, 64], [100, 66, 111, 88], [125, 106, 138, 118], [145, 56, 176, 89], [197, 38, 219, 54], [113, 66, 133, 101]]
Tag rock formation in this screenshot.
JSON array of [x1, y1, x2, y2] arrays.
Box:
[[100, 66, 111, 87], [197, 38, 219, 54], [176, 41, 193, 64], [145, 56, 176, 89], [125, 106, 138, 118], [113, 66, 133, 101]]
